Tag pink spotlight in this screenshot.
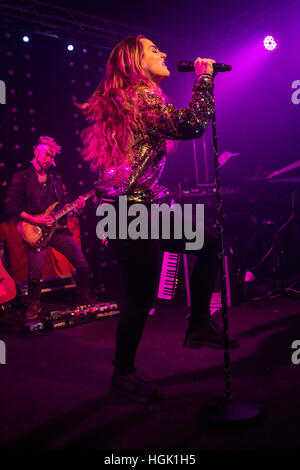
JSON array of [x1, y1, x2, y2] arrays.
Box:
[[263, 36, 277, 51]]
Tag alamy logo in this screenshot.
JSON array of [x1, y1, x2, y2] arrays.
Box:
[[0, 80, 6, 104], [291, 80, 300, 104], [291, 340, 300, 365], [96, 196, 204, 250], [0, 340, 6, 365]]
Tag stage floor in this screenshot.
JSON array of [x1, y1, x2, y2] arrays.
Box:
[[0, 291, 300, 451]]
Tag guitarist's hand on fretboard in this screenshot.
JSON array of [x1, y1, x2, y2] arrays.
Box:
[[73, 196, 86, 215], [65, 196, 86, 217]]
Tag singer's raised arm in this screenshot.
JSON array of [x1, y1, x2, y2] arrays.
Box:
[[144, 74, 215, 141]]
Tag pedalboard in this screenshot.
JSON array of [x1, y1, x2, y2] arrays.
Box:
[[23, 301, 119, 334]]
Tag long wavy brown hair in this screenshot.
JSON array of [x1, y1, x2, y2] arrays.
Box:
[[78, 35, 167, 176]]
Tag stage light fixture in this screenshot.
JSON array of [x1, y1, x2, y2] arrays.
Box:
[[264, 36, 277, 51], [23, 36, 30, 43], [67, 44, 74, 51]]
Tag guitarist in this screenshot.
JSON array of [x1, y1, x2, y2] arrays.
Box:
[[5, 136, 94, 320]]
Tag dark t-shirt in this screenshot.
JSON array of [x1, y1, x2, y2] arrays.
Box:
[[29, 172, 58, 215]]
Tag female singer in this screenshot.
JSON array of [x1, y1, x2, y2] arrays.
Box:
[[79, 35, 238, 402]]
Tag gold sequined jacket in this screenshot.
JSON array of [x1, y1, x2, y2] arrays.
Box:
[[96, 74, 214, 203]]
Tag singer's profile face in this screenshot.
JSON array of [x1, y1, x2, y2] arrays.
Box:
[[140, 38, 170, 83]]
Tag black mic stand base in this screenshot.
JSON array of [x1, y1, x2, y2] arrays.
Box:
[[201, 400, 262, 423]]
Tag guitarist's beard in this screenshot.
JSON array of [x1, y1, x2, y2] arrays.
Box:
[[32, 159, 51, 175]]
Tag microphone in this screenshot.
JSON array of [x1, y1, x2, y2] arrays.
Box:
[[177, 60, 232, 73]]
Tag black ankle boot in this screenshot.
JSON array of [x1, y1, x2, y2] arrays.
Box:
[[183, 316, 240, 350], [25, 300, 42, 321], [111, 364, 162, 403]]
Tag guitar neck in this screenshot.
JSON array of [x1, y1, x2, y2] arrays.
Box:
[[54, 189, 95, 220]]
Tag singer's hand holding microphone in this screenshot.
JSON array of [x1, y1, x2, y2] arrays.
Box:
[[193, 57, 215, 77], [177, 60, 232, 74]]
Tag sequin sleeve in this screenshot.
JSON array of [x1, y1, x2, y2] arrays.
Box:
[[149, 74, 215, 141], [94, 75, 215, 203]]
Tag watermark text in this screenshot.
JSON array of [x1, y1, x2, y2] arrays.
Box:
[[291, 80, 300, 104], [291, 340, 300, 365], [96, 196, 204, 250], [0, 340, 6, 365], [0, 80, 6, 104]]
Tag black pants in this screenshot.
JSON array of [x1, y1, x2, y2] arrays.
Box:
[[27, 230, 91, 302], [108, 201, 219, 371]]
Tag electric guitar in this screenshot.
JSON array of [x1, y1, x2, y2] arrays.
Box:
[[17, 189, 95, 249]]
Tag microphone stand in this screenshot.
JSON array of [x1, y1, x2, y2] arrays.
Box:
[[201, 71, 261, 423]]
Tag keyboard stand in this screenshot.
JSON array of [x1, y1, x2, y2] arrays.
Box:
[[183, 254, 191, 317]]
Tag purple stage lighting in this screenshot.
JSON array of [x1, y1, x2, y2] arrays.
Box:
[[22, 36, 30, 43], [263, 36, 277, 51], [67, 44, 74, 51]]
